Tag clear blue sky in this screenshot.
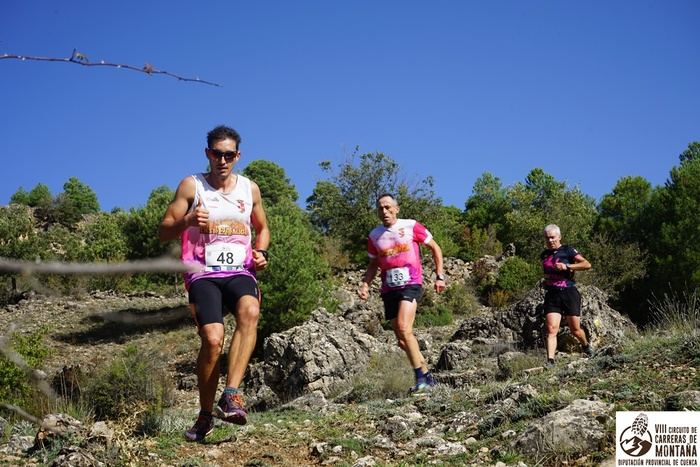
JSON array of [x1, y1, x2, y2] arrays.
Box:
[[2, 1, 698, 211]]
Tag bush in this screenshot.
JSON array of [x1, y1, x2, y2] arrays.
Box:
[[0, 204, 41, 260], [648, 290, 700, 336], [497, 352, 543, 379], [258, 200, 332, 337], [415, 305, 453, 328], [0, 328, 50, 408], [495, 256, 539, 297], [84, 345, 173, 434], [578, 232, 647, 300], [471, 258, 497, 290], [52, 177, 100, 229], [339, 352, 413, 402], [318, 236, 352, 271], [122, 186, 174, 260], [441, 282, 481, 316], [487, 289, 511, 308], [460, 225, 502, 262]]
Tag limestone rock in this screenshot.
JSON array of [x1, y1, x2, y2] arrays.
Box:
[[665, 390, 700, 411], [514, 399, 614, 457], [450, 285, 637, 351], [50, 446, 104, 467], [436, 342, 472, 371], [34, 413, 83, 450], [497, 351, 528, 378], [353, 456, 377, 467], [245, 309, 387, 410]]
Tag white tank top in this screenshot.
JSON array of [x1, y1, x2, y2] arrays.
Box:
[[181, 173, 255, 288]]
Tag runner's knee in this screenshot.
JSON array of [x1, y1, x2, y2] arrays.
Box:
[[396, 337, 408, 350], [236, 303, 260, 328], [200, 327, 225, 352]]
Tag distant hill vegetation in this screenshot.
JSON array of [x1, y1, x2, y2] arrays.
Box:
[[2, 143, 700, 328]]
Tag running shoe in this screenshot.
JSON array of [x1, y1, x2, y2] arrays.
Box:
[[409, 381, 434, 396], [545, 359, 556, 369], [184, 414, 214, 442], [214, 392, 248, 425], [583, 345, 595, 357]]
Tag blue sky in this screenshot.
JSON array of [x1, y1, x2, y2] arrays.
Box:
[[2, 1, 698, 212]]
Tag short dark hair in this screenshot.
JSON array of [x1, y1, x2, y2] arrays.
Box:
[[207, 125, 241, 149], [376, 193, 397, 206]]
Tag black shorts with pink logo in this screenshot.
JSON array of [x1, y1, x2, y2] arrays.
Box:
[[544, 286, 581, 317]]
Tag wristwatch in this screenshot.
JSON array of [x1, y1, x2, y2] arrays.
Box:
[[435, 273, 446, 281], [256, 249, 269, 261]]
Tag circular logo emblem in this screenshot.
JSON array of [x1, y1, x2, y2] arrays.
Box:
[[619, 413, 653, 457]]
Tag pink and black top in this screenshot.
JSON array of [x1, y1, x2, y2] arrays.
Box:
[[540, 245, 580, 289], [367, 219, 433, 294]]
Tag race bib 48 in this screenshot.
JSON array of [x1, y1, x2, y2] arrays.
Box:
[[205, 243, 247, 271]]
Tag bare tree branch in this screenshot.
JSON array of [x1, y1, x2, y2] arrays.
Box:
[[1, 48, 221, 87], [0, 256, 197, 275]]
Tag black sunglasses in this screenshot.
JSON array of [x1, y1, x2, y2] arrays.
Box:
[[207, 148, 239, 162]]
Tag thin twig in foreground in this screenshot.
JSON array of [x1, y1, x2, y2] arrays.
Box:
[[0, 257, 197, 275], [0, 403, 42, 425], [1, 49, 221, 87]]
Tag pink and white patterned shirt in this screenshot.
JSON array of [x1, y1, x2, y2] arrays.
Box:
[[367, 219, 432, 293]]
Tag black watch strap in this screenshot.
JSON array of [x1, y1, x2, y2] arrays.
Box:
[[435, 273, 445, 281], [257, 249, 269, 260]]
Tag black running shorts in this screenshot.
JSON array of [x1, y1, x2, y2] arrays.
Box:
[[381, 285, 423, 321], [544, 286, 581, 317], [188, 275, 260, 327]]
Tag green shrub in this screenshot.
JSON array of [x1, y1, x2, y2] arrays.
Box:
[[649, 290, 700, 336], [495, 256, 539, 297], [497, 352, 543, 378], [0, 204, 41, 260], [487, 289, 511, 308], [258, 199, 332, 337], [441, 282, 481, 316], [415, 305, 453, 328], [471, 258, 496, 290], [339, 352, 413, 402], [578, 232, 646, 300], [512, 392, 569, 421], [318, 236, 352, 271], [0, 328, 50, 407], [84, 345, 173, 434], [460, 225, 502, 262]]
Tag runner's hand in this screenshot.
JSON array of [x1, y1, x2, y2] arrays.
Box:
[[252, 249, 268, 271], [434, 278, 446, 294], [358, 282, 369, 300], [189, 199, 209, 228]]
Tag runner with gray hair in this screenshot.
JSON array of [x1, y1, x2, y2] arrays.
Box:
[[358, 194, 446, 394], [541, 224, 593, 368]]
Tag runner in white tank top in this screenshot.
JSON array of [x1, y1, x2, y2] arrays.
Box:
[[159, 126, 270, 441]]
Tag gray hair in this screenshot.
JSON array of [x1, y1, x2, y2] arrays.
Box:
[[376, 193, 398, 207], [544, 224, 561, 236]]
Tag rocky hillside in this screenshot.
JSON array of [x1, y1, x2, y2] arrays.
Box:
[[1, 260, 699, 466]]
